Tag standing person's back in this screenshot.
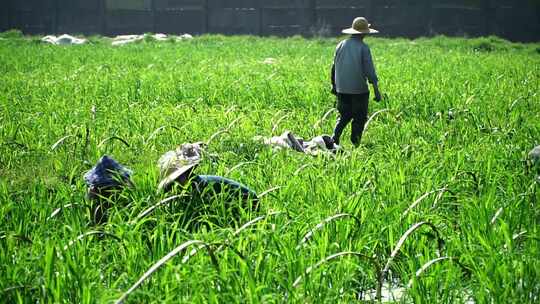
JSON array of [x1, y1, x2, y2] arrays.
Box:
[[331, 17, 382, 147], [334, 38, 377, 95]]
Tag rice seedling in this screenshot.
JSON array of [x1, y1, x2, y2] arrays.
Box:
[[297, 213, 362, 248], [0, 33, 538, 303], [115, 240, 218, 304]]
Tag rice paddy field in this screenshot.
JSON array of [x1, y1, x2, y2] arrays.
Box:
[[1, 31, 539, 303]]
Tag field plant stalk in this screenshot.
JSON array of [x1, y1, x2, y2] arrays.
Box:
[[0, 33, 538, 303]]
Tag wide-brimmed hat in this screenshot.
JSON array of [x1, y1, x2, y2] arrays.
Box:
[[342, 17, 379, 35], [158, 163, 198, 192]]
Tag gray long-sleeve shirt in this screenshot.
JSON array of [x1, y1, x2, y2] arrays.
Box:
[[333, 37, 378, 94]]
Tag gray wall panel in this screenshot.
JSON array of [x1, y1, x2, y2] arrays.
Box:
[[155, 10, 206, 34], [208, 8, 260, 34], [106, 10, 153, 35], [316, 0, 370, 9], [207, 0, 259, 9], [154, 0, 205, 10], [2, 0, 538, 42], [106, 0, 152, 11]]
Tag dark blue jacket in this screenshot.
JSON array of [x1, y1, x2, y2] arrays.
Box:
[[193, 175, 258, 203]]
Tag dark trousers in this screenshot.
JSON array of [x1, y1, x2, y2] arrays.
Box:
[[332, 92, 369, 146]]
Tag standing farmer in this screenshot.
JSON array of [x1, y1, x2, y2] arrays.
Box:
[[331, 17, 381, 146]]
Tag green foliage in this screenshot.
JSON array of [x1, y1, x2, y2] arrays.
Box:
[[0, 29, 23, 39], [143, 33, 156, 43], [0, 34, 539, 303]]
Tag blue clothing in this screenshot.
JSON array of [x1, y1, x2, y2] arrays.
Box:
[[333, 37, 378, 94], [84, 155, 132, 188], [194, 175, 258, 200]]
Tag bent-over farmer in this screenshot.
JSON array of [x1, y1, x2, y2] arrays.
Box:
[[331, 17, 382, 146]]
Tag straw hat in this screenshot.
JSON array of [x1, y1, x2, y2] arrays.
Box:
[[158, 163, 198, 192], [342, 17, 379, 35]]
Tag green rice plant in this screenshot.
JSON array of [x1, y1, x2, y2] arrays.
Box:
[[297, 213, 362, 248], [0, 33, 538, 303], [0, 29, 23, 39], [115, 240, 218, 304], [382, 221, 445, 279]]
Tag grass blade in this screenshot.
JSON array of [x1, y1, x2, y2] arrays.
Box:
[[226, 161, 257, 175], [297, 213, 362, 248], [182, 211, 285, 263], [50, 135, 75, 150], [407, 256, 470, 288], [401, 188, 447, 219], [271, 114, 289, 134], [364, 108, 389, 131], [114, 240, 215, 304], [292, 251, 377, 288], [313, 108, 336, 129], [382, 221, 444, 279], [63, 231, 121, 251], [134, 194, 186, 222], [258, 186, 282, 198], [490, 207, 504, 225], [98, 136, 130, 148]]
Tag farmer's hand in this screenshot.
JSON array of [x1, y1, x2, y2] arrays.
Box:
[[374, 89, 382, 102], [372, 83, 382, 102]]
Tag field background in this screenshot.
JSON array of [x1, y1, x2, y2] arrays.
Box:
[[1, 33, 539, 303]]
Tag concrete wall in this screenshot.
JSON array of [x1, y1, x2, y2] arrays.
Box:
[[1, 0, 539, 42]]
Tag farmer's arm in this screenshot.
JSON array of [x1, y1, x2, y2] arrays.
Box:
[[330, 63, 337, 95], [363, 47, 382, 101], [330, 42, 343, 95]]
